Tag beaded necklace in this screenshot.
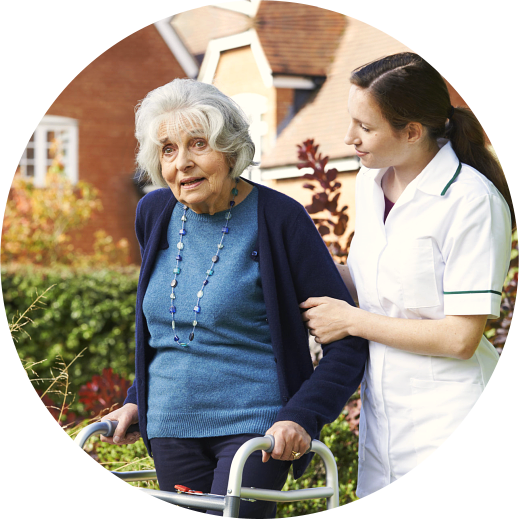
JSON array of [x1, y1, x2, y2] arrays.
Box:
[[169, 179, 240, 347]]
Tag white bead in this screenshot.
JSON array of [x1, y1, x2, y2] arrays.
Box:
[[171, 321, 175, 330], [177, 242, 184, 250], [192, 320, 198, 326], [197, 290, 204, 298]]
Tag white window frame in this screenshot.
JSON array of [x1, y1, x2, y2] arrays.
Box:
[[19, 115, 79, 187], [232, 93, 268, 183]]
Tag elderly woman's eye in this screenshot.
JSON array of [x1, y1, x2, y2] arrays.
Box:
[[193, 139, 207, 148], [163, 145, 175, 154]]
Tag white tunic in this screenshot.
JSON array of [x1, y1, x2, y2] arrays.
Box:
[[347, 141, 512, 497]]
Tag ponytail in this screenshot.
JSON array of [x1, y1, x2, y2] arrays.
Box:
[[447, 107, 515, 228], [351, 52, 515, 229]]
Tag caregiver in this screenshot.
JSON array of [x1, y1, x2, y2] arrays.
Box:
[[301, 52, 514, 497]]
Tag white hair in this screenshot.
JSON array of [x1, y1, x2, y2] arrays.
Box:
[[135, 79, 256, 185]]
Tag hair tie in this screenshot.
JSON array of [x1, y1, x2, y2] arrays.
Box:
[[448, 105, 455, 119]]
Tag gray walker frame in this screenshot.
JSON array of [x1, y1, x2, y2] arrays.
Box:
[[75, 420, 340, 517]]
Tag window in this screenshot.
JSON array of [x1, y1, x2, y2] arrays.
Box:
[[18, 115, 78, 186], [232, 93, 267, 182]]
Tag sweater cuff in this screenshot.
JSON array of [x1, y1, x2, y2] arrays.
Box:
[[124, 383, 137, 406]]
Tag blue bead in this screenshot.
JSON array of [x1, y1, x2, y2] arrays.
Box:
[[203, 280, 209, 286], [194, 305, 201, 313], [229, 201, 235, 207], [176, 255, 182, 261], [222, 227, 229, 234], [231, 187, 239, 196], [174, 335, 179, 342], [206, 269, 214, 276], [189, 332, 195, 341], [179, 229, 186, 236], [169, 306, 176, 314]]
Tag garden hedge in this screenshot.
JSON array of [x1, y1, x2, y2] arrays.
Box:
[[2, 264, 139, 413]]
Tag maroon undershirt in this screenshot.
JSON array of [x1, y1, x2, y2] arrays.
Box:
[[384, 195, 395, 223]]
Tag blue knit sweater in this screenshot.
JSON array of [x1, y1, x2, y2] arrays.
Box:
[[125, 179, 368, 479], [143, 187, 283, 438]]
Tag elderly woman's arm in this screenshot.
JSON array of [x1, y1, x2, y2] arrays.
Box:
[[262, 205, 368, 461]]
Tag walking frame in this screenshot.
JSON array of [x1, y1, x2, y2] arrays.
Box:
[[75, 420, 340, 517]]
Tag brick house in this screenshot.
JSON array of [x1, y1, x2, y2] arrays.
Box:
[[174, 1, 467, 242], [16, 1, 468, 263], [17, 20, 198, 264]]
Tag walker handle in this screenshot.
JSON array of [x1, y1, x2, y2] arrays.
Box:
[[263, 434, 275, 453], [101, 420, 140, 437], [261, 434, 312, 455]]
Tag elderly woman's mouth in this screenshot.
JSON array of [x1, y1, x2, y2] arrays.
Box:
[[181, 177, 205, 189]]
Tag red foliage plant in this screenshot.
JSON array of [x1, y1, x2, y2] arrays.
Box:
[[78, 368, 132, 418], [297, 139, 353, 261]]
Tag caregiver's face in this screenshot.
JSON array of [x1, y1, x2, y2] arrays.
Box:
[[344, 85, 408, 169]]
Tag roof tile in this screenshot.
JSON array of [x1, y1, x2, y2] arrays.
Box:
[[261, 16, 412, 168]]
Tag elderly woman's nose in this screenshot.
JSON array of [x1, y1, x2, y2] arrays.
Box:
[[176, 146, 193, 171]]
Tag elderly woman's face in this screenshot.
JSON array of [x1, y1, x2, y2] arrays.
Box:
[[158, 123, 233, 215]]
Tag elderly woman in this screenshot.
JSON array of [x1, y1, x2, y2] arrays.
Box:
[[101, 79, 367, 518]]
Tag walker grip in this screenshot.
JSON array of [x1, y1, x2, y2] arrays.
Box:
[[101, 420, 140, 437], [263, 434, 275, 453], [261, 434, 311, 456]]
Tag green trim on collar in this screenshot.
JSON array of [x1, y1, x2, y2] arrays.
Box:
[[444, 290, 502, 296], [441, 161, 462, 196]]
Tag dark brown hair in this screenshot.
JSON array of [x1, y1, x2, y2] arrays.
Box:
[[350, 52, 515, 228]]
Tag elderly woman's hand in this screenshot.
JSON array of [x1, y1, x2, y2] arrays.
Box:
[[100, 403, 140, 445], [262, 421, 311, 463], [300, 296, 358, 344]]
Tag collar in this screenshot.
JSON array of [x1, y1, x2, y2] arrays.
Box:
[[370, 140, 461, 198], [413, 140, 462, 197]]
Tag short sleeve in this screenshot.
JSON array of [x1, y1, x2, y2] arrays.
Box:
[[443, 194, 512, 318]]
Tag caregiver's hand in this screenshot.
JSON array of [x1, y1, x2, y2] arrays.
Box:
[[300, 296, 356, 344], [262, 421, 311, 463]]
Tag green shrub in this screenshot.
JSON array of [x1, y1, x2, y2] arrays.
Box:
[[278, 411, 359, 517], [69, 422, 158, 489], [2, 264, 139, 415]]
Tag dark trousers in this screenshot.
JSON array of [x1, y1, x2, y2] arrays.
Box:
[[150, 434, 292, 518]]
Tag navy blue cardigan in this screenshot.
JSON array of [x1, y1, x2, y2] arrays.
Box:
[[124, 180, 368, 478]]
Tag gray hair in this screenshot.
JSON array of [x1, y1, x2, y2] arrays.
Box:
[[135, 79, 256, 186]]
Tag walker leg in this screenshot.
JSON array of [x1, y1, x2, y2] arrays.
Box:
[[223, 495, 241, 517]]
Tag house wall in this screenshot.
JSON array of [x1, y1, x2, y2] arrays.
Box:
[[212, 43, 358, 250], [45, 24, 186, 264], [213, 45, 278, 158], [266, 170, 358, 251]]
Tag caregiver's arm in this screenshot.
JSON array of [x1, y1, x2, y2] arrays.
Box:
[[300, 297, 487, 360]]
